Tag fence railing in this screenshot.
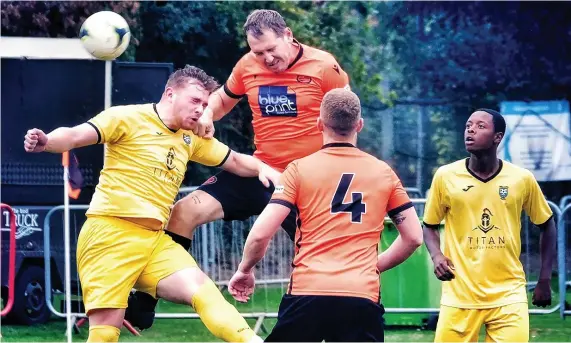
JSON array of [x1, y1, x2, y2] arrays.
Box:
[[0, 203, 16, 317], [560, 203, 571, 318], [37, 190, 571, 334]]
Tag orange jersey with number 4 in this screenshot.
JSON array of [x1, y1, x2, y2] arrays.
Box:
[[224, 41, 350, 171], [270, 143, 413, 302]]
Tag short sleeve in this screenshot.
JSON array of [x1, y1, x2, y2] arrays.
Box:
[[523, 172, 553, 226], [223, 57, 246, 99], [269, 162, 299, 211], [321, 57, 350, 93], [386, 169, 413, 217], [423, 168, 447, 227], [87, 107, 129, 144], [189, 135, 231, 167]]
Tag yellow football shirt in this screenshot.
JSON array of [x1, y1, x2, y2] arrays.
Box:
[[423, 158, 552, 309], [86, 103, 230, 227]]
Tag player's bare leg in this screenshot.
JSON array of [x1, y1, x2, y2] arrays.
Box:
[[86, 308, 125, 342], [167, 190, 225, 239], [125, 190, 223, 329], [125, 190, 291, 330], [156, 267, 262, 343]]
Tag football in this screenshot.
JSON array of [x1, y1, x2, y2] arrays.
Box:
[[79, 11, 131, 60]]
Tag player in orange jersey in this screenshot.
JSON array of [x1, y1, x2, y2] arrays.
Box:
[[228, 88, 424, 342], [126, 9, 351, 329], [168, 9, 351, 243]]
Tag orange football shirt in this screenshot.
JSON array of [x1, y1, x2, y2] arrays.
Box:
[[224, 40, 350, 171], [270, 143, 413, 302]]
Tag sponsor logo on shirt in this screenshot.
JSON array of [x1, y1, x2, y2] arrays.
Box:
[[258, 86, 298, 117]]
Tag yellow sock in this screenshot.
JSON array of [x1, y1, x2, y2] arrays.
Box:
[[191, 279, 256, 342], [87, 325, 120, 342]]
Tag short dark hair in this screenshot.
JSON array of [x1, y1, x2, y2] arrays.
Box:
[[321, 88, 361, 136], [476, 108, 506, 134], [243, 9, 287, 38], [166, 65, 219, 93]]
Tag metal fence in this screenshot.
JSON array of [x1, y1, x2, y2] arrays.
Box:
[[33, 187, 571, 335], [360, 101, 472, 195]]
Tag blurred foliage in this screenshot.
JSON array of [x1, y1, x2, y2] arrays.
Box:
[[2, 1, 570, 190]]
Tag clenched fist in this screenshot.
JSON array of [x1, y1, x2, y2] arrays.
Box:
[[432, 254, 455, 281], [192, 113, 215, 138], [24, 129, 48, 153], [532, 279, 552, 308]]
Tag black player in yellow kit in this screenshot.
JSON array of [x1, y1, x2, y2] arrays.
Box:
[[423, 109, 557, 342]]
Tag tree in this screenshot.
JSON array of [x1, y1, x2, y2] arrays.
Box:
[[132, 1, 388, 182], [3, 1, 570, 190], [363, 1, 571, 190]]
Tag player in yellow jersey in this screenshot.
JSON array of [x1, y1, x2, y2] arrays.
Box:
[[422, 109, 557, 343], [23, 65, 276, 343]]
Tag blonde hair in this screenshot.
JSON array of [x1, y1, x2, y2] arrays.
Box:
[[320, 88, 361, 136], [166, 65, 219, 93]]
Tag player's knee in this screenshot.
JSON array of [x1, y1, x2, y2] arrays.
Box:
[[156, 267, 208, 305], [87, 325, 120, 342], [172, 192, 220, 228], [87, 308, 125, 328], [173, 197, 205, 227]]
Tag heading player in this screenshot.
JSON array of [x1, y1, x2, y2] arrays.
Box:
[[228, 88, 424, 342], [422, 109, 557, 343], [23, 65, 277, 343], [126, 9, 352, 329], [170, 8, 350, 242]]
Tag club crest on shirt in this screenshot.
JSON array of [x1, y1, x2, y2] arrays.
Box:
[[202, 176, 217, 185], [183, 133, 191, 145], [296, 75, 312, 84], [499, 186, 508, 200]]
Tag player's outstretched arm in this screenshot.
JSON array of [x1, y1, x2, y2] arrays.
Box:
[[208, 87, 241, 121], [220, 151, 281, 187], [376, 207, 423, 273], [229, 204, 290, 303], [240, 204, 290, 272], [533, 216, 557, 307], [423, 223, 455, 281], [23, 124, 99, 153]]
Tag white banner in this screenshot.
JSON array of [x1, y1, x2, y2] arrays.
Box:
[[499, 100, 571, 181]]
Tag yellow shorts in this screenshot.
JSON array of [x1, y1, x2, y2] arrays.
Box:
[[434, 303, 529, 343], [77, 215, 197, 314]]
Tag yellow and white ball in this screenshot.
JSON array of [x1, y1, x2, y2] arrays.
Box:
[[79, 11, 130, 60]]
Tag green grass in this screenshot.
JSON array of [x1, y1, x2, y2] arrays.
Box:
[[2, 284, 570, 342]]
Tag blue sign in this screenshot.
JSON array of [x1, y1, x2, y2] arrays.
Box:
[[499, 100, 571, 181]]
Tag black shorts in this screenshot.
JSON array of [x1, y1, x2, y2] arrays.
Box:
[[197, 170, 298, 241], [265, 294, 385, 342]]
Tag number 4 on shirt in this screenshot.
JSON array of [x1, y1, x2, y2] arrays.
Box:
[[330, 173, 366, 223]]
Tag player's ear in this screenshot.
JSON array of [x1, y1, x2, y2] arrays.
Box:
[[356, 118, 364, 133], [283, 27, 293, 43], [316, 117, 324, 133], [494, 131, 504, 145], [164, 87, 175, 103]]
